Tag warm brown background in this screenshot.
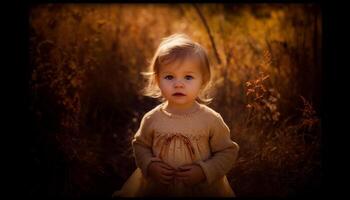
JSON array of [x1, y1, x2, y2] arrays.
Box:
[[28, 3, 322, 197]]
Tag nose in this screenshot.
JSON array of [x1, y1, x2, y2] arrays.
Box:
[[174, 79, 184, 88]]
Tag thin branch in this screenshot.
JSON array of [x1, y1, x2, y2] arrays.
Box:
[[193, 4, 222, 65]]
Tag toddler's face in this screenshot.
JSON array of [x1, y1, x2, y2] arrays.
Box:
[[157, 57, 203, 107]]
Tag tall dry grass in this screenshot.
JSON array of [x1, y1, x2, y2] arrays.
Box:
[[28, 4, 321, 197]]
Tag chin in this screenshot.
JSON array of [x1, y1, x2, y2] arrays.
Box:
[[172, 98, 196, 105], [168, 98, 187, 104], [171, 100, 188, 105]]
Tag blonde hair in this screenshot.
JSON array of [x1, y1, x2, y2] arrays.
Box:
[[141, 33, 213, 104]]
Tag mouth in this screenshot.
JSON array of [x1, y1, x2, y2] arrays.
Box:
[[172, 92, 186, 96]]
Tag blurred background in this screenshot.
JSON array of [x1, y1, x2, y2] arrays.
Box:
[[28, 3, 322, 197]]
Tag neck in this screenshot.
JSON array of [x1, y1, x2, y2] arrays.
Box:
[[164, 101, 199, 115]]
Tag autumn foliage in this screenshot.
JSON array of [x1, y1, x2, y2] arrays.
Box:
[[28, 4, 321, 197]]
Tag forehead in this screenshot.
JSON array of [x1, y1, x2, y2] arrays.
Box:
[[159, 56, 202, 74]]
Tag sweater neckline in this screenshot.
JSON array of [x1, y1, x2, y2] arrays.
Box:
[[159, 101, 203, 118]]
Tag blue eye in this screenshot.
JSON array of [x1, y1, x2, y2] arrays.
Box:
[[164, 75, 173, 80], [184, 75, 194, 80]]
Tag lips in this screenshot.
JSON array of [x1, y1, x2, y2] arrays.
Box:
[[172, 92, 186, 96]]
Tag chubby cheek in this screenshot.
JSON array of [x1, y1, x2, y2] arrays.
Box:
[[158, 80, 173, 97], [188, 83, 202, 97], [188, 77, 203, 90]]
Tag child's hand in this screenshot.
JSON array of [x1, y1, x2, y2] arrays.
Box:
[[147, 161, 176, 185], [175, 164, 206, 187]]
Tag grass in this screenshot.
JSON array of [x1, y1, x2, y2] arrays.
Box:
[[28, 4, 321, 197]]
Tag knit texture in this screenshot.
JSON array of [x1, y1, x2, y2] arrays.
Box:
[[115, 102, 239, 197]]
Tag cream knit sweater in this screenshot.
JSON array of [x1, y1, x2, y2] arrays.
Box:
[[117, 102, 239, 197]]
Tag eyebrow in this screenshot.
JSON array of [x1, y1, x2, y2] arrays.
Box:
[[161, 71, 195, 74]]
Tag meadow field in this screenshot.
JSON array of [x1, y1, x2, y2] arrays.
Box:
[[28, 4, 322, 197]]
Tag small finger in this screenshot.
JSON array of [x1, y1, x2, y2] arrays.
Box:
[[178, 165, 192, 171], [162, 161, 175, 167], [159, 163, 175, 170], [162, 167, 176, 173], [175, 171, 189, 177], [162, 170, 175, 176]]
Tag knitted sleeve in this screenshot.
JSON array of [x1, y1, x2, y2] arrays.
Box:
[[132, 113, 161, 178], [196, 113, 239, 185]]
